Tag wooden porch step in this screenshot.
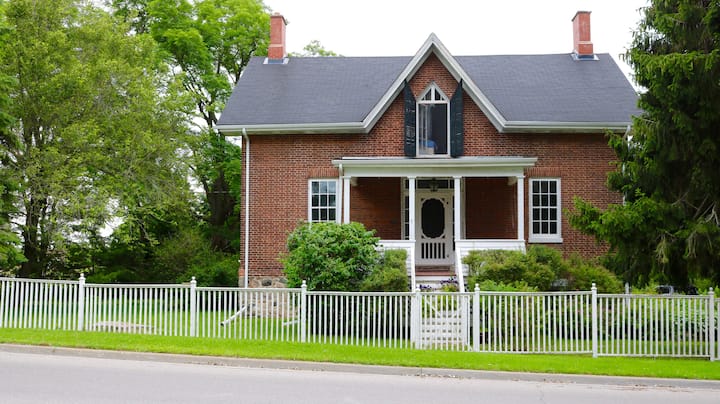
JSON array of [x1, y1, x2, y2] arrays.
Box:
[[415, 266, 454, 277]]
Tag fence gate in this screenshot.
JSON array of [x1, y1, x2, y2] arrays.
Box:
[[418, 292, 471, 350]]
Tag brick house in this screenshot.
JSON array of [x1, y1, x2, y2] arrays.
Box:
[[217, 11, 640, 289]]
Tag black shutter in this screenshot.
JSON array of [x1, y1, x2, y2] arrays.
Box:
[[403, 81, 416, 157], [450, 80, 464, 157]]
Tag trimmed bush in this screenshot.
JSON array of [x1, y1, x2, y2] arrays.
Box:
[[282, 222, 380, 291]]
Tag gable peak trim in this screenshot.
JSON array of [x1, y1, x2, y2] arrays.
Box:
[[361, 34, 509, 134]]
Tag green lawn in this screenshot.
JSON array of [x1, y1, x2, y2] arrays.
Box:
[[0, 328, 718, 380]]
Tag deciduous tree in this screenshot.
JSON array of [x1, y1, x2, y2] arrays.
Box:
[[146, 0, 269, 251], [0, 0, 189, 277]]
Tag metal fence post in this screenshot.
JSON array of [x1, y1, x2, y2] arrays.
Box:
[[300, 280, 307, 343], [189, 277, 197, 337], [473, 284, 480, 352], [77, 274, 85, 331], [709, 288, 716, 361], [591, 283, 598, 358]]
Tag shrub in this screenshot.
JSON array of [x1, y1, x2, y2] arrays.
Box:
[[361, 249, 409, 292], [463, 245, 622, 292], [564, 256, 623, 293], [184, 254, 239, 287], [474, 279, 538, 292], [282, 222, 380, 291], [463, 246, 563, 291]]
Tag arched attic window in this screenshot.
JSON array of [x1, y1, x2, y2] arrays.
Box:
[[403, 80, 463, 158], [417, 83, 449, 156]]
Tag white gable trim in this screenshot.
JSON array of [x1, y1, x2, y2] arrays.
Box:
[[361, 33, 509, 134]]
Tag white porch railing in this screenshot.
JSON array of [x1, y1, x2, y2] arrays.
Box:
[[1, 277, 718, 360]]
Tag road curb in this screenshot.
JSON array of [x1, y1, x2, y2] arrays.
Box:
[[1, 343, 719, 390]]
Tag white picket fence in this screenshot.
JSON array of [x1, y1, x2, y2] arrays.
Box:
[[0, 276, 717, 360]]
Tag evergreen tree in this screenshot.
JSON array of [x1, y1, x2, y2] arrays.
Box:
[[571, 1, 720, 289]]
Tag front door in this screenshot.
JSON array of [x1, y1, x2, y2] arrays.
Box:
[[415, 190, 453, 266]]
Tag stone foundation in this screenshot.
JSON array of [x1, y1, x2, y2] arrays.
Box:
[[247, 275, 288, 289]]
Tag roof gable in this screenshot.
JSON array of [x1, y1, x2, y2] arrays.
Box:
[[362, 34, 508, 134]]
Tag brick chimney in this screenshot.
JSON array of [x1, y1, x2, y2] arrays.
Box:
[[268, 12, 287, 62], [572, 11, 595, 59]]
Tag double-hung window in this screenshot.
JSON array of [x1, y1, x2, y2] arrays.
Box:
[[529, 178, 562, 243], [417, 84, 449, 156], [308, 179, 338, 223]]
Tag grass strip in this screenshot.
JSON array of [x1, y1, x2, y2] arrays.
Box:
[[0, 328, 718, 380]]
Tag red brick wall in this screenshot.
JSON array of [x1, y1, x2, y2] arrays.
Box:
[[350, 178, 402, 240], [465, 178, 516, 239], [238, 53, 621, 280]]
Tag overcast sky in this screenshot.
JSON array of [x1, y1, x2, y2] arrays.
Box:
[[264, 0, 649, 82]]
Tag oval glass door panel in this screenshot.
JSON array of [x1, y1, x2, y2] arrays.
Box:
[[421, 198, 444, 238]]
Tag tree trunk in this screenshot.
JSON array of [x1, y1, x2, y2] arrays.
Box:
[[19, 197, 44, 278], [206, 169, 237, 252]]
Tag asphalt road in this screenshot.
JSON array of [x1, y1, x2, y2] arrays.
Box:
[[0, 346, 718, 404]]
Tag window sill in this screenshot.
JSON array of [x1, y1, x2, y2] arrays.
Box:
[[528, 236, 563, 244]]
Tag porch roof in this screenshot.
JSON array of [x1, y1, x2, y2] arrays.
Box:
[[332, 156, 537, 177]]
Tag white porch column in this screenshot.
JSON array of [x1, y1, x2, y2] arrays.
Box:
[[408, 176, 416, 241], [343, 176, 351, 223], [517, 175, 525, 241], [453, 176, 465, 292], [453, 176, 462, 241]]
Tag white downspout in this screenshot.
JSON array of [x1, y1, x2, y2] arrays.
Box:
[[338, 164, 344, 224], [242, 128, 250, 288]]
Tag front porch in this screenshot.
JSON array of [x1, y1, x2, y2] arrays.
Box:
[[333, 157, 537, 292], [378, 239, 525, 291]]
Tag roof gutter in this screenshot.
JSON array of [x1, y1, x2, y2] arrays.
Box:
[[219, 120, 632, 136], [217, 122, 367, 135], [501, 121, 631, 134]]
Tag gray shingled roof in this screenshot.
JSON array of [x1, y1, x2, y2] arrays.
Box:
[[218, 52, 640, 130], [219, 56, 410, 126], [456, 54, 640, 123]]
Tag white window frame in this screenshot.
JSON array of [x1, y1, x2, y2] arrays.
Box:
[[308, 179, 339, 223], [528, 178, 563, 243], [416, 83, 450, 157]]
